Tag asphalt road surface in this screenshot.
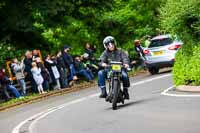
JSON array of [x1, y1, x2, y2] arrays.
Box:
[[0, 71, 200, 133]]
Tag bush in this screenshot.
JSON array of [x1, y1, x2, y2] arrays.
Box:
[[173, 47, 190, 85], [173, 44, 200, 85], [187, 44, 200, 85]]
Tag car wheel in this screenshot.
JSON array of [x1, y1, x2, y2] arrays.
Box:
[[148, 67, 159, 75]]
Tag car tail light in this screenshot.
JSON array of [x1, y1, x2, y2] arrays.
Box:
[[143, 49, 150, 55], [168, 44, 181, 50]]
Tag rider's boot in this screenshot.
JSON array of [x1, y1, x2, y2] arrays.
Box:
[[123, 88, 130, 100], [99, 87, 107, 98]]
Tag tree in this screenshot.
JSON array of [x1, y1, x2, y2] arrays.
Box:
[[160, 0, 200, 85]]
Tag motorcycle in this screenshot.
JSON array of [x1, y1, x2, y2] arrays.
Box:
[[106, 61, 129, 110]]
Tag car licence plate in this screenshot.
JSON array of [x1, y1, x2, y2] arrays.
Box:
[[153, 51, 164, 56]]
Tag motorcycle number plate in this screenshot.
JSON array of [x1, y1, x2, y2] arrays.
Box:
[[112, 64, 121, 71]]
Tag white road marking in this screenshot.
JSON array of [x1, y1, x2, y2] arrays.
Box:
[[161, 86, 200, 97], [130, 73, 171, 86], [12, 73, 171, 133]]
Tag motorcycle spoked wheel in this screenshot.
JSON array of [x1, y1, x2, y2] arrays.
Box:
[[112, 79, 120, 110]]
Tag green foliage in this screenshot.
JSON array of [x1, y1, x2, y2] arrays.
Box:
[[0, 41, 25, 66], [160, 0, 200, 43], [160, 0, 200, 85], [173, 43, 200, 85], [0, 0, 164, 65], [172, 45, 191, 85], [187, 44, 200, 85]]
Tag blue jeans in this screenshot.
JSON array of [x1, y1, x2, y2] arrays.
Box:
[[68, 64, 77, 81], [98, 69, 130, 90], [17, 79, 26, 96], [43, 80, 50, 91], [77, 69, 94, 81], [7, 84, 21, 98]]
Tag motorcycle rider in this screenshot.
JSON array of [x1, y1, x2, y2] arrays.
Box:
[[98, 36, 130, 99]]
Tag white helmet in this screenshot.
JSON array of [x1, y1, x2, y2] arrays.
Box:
[[103, 36, 117, 49]]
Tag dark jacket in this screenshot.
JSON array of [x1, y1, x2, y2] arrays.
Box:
[[85, 47, 96, 59], [74, 60, 85, 71], [57, 55, 67, 69], [23, 57, 33, 78], [0, 70, 11, 86], [100, 48, 129, 66], [62, 52, 74, 67], [44, 60, 58, 84], [134, 45, 145, 57]]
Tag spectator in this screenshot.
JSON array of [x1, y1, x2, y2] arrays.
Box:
[[11, 57, 26, 96], [62, 45, 78, 81], [0, 67, 21, 98], [44, 54, 61, 90], [36, 58, 51, 91], [56, 51, 69, 88], [144, 35, 151, 47], [24, 50, 38, 93], [74, 55, 94, 82], [85, 43, 96, 60], [0, 82, 11, 101], [32, 49, 41, 62], [31, 62, 46, 94], [134, 39, 146, 69], [82, 53, 99, 75]]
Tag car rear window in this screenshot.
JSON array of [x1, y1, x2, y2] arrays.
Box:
[[149, 38, 173, 48]]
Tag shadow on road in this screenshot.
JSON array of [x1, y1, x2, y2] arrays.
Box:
[[145, 69, 172, 77], [106, 96, 160, 110]]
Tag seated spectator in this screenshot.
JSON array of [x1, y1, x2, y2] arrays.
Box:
[[0, 67, 22, 99], [31, 62, 46, 94], [11, 57, 26, 96], [74, 55, 94, 82], [44, 54, 61, 90], [82, 53, 99, 75], [0, 83, 11, 101]]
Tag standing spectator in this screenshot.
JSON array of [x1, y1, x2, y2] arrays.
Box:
[[134, 39, 146, 69], [31, 62, 46, 94], [85, 43, 96, 60], [24, 50, 37, 93], [144, 35, 151, 47], [62, 45, 78, 81], [11, 58, 26, 96], [0, 67, 21, 98], [134, 40, 144, 56], [32, 49, 41, 62], [36, 58, 51, 91], [56, 51, 69, 88], [44, 54, 61, 90]]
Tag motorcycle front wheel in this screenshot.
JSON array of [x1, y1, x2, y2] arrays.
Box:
[[112, 79, 120, 110]]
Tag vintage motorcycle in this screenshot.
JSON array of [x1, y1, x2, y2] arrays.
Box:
[[106, 61, 129, 110]]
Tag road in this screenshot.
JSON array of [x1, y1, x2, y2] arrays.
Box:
[[0, 71, 200, 133]]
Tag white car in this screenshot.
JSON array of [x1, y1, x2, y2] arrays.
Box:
[[143, 34, 183, 75]]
